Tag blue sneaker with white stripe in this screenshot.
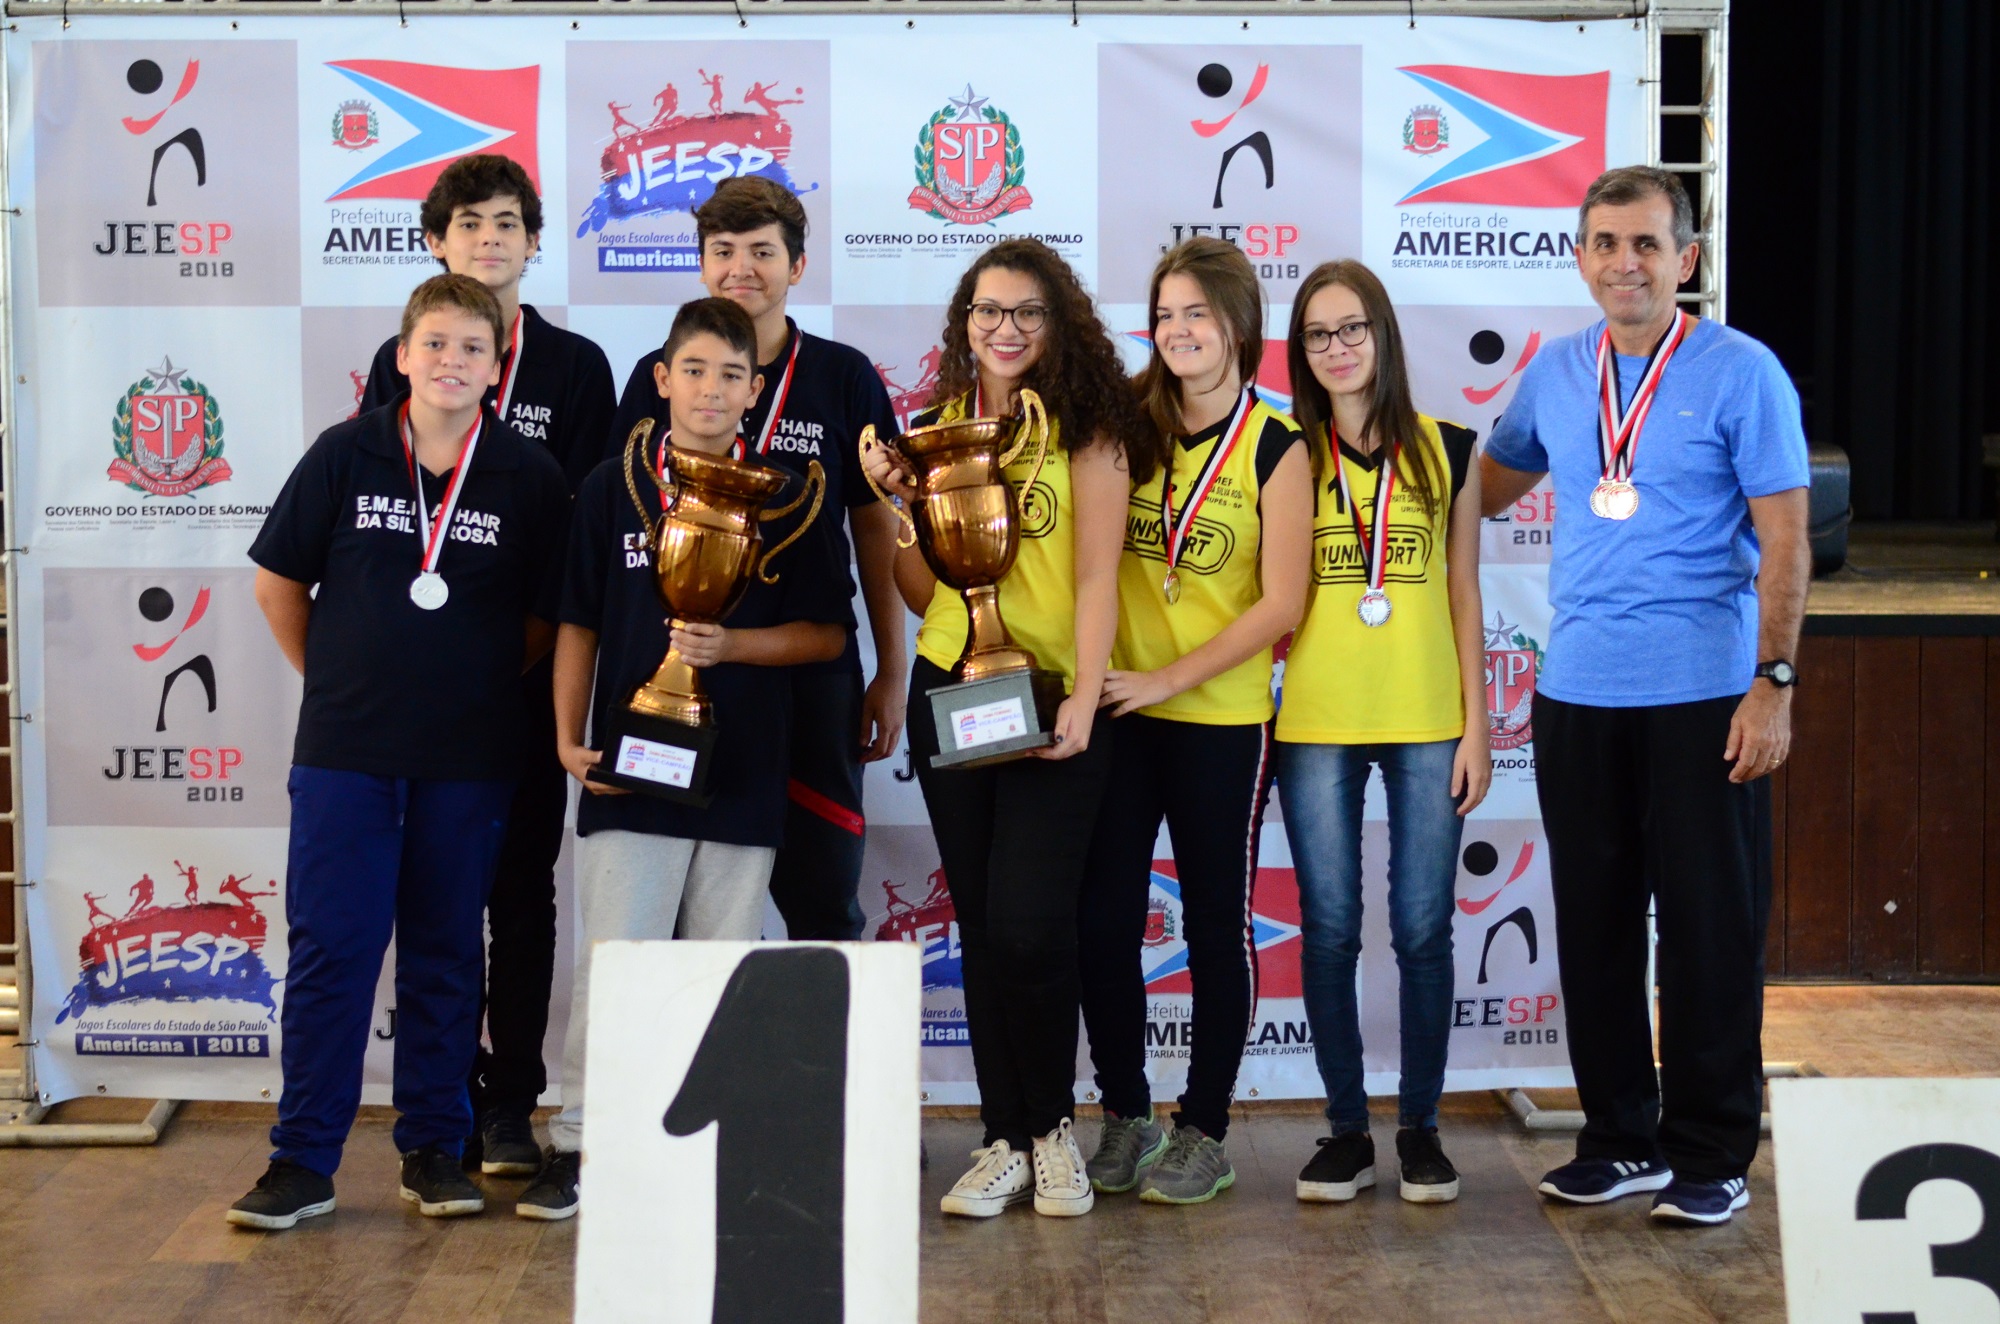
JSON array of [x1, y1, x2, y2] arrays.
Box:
[[1537, 1157, 1674, 1204], [1650, 1175, 1750, 1225]]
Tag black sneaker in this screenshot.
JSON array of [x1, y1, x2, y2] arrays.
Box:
[[1296, 1130, 1376, 1203], [225, 1159, 336, 1230], [516, 1147, 580, 1221], [399, 1144, 486, 1217], [1395, 1127, 1461, 1203], [478, 1109, 542, 1176]]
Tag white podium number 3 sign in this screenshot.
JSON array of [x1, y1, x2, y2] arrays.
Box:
[[577, 941, 921, 1324], [1774, 1079, 2000, 1324]]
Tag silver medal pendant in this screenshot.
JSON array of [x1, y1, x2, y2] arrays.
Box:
[[409, 571, 449, 611], [1357, 588, 1392, 628], [1592, 479, 1639, 521], [1163, 569, 1182, 605]]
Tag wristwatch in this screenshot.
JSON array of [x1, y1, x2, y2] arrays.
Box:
[[1754, 659, 1798, 688]]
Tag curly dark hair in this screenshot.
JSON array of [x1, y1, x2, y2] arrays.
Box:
[[934, 239, 1154, 480], [419, 154, 543, 245]]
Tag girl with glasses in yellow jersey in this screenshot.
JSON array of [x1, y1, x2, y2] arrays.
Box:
[[862, 238, 1148, 1220], [1279, 260, 1491, 1207], [1074, 238, 1313, 1205]]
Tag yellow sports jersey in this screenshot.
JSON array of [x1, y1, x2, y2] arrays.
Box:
[[1114, 395, 1302, 725], [1276, 414, 1476, 744], [914, 396, 1079, 690]]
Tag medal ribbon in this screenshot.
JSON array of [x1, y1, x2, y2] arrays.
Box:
[[398, 402, 483, 577], [1161, 390, 1255, 575], [1334, 435, 1398, 598], [749, 325, 802, 455], [494, 308, 525, 425], [1595, 310, 1689, 484]]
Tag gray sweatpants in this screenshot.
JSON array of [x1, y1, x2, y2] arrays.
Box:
[[548, 828, 776, 1153]]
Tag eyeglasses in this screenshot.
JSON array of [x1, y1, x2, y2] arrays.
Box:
[[1301, 321, 1373, 354], [969, 302, 1049, 334]]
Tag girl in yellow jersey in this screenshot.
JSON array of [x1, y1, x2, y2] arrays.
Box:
[[1074, 239, 1312, 1205], [861, 239, 1146, 1220], [1278, 260, 1491, 1207]]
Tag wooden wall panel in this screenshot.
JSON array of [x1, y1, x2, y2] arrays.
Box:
[[1987, 639, 2000, 977], [1917, 639, 1985, 974], [1783, 636, 1855, 975], [1851, 638, 1921, 978], [1767, 760, 1787, 975]]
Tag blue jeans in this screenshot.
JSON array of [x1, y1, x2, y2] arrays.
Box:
[[1276, 739, 1463, 1134]]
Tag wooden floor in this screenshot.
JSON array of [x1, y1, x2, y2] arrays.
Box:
[[2, 984, 1997, 1323]]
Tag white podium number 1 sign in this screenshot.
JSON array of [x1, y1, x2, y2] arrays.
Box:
[[577, 941, 922, 1324]]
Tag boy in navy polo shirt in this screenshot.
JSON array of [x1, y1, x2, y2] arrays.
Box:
[[230, 275, 571, 1231], [518, 298, 848, 1221], [609, 177, 902, 945], [362, 153, 616, 1176]]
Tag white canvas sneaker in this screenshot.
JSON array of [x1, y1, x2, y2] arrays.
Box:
[[939, 1140, 1033, 1217], [1032, 1118, 1095, 1217]]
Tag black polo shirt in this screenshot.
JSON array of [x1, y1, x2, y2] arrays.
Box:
[[609, 320, 896, 673], [250, 400, 571, 781], [363, 303, 617, 494], [561, 449, 853, 847]]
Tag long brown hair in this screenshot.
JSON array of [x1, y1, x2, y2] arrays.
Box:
[[1286, 260, 1443, 520], [1133, 238, 1262, 469], [935, 239, 1154, 480]]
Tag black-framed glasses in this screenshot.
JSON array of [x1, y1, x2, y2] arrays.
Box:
[[1301, 321, 1372, 353], [970, 302, 1049, 334]]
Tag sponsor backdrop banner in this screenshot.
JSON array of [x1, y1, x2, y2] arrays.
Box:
[[6, 11, 1639, 1106]]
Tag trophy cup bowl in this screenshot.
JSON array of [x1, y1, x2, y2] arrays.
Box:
[[588, 421, 824, 802], [860, 389, 1065, 768]]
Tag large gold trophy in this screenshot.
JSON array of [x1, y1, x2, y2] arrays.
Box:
[[862, 390, 1064, 769], [587, 420, 824, 803]]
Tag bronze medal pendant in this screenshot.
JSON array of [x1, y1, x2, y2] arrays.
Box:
[[1601, 480, 1639, 521], [1163, 569, 1182, 605], [1159, 391, 1255, 612], [1594, 313, 1689, 525], [1357, 588, 1392, 628]]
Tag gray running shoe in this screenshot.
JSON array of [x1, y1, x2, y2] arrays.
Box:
[[1137, 1121, 1235, 1205], [1086, 1109, 1168, 1193]]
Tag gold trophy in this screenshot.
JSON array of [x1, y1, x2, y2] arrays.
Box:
[[861, 390, 1064, 769], [587, 419, 824, 803]]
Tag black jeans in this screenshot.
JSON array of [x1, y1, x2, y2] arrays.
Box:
[[908, 657, 1114, 1150], [470, 655, 568, 1119], [767, 664, 869, 941], [1078, 713, 1272, 1140], [1533, 691, 1773, 1181]]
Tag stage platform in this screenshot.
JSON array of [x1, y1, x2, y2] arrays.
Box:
[[0, 985, 1995, 1323], [1807, 521, 2000, 634]]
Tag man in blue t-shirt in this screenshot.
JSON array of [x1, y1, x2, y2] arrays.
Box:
[[1481, 167, 1809, 1227]]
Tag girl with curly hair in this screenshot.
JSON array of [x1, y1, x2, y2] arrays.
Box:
[[862, 238, 1143, 1220]]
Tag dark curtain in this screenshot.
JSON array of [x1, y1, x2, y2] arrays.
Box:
[[1729, 0, 1999, 520]]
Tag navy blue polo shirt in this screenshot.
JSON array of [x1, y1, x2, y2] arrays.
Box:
[[363, 303, 617, 493], [250, 400, 571, 781], [561, 447, 854, 847], [609, 320, 896, 673]]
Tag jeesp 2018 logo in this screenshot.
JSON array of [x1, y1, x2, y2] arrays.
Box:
[[108, 358, 230, 498], [908, 86, 1031, 226]]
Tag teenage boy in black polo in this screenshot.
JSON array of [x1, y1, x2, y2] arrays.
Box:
[[363, 154, 615, 1175], [608, 177, 902, 944], [229, 274, 571, 1231], [518, 298, 848, 1221]]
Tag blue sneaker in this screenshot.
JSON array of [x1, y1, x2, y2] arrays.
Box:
[[1651, 1175, 1749, 1225], [1537, 1157, 1674, 1204]]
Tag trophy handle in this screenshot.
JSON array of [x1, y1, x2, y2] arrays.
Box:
[[621, 416, 668, 541], [999, 388, 1049, 506], [858, 423, 919, 549], [756, 460, 826, 585]]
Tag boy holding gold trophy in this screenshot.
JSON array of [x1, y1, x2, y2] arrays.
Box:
[[524, 298, 847, 1220]]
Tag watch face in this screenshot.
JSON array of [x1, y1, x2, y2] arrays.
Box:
[[1764, 661, 1796, 685]]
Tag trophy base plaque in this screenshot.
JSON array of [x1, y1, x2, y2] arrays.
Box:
[[585, 709, 718, 806], [927, 669, 1066, 770]]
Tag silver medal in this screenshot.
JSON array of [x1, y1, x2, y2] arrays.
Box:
[[409, 571, 449, 611], [1592, 479, 1639, 521], [1357, 588, 1392, 628]]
